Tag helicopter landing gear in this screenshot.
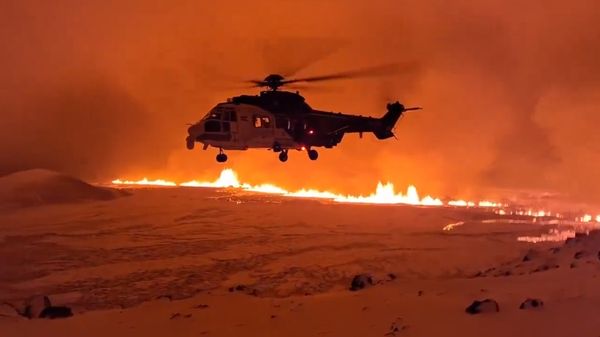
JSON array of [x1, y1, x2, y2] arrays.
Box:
[[186, 137, 194, 150], [307, 148, 319, 161], [278, 150, 288, 162], [216, 149, 228, 163]]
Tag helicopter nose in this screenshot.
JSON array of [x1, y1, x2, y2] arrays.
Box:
[[187, 123, 201, 135]]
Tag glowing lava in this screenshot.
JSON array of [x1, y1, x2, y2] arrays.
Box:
[[111, 178, 176, 186], [113, 169, 443, 206], [111, 169, 600, 222]]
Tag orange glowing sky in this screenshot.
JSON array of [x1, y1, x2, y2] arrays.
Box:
[[1, 0, 600, 204]]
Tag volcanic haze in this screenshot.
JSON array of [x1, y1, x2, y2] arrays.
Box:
[[1, 0, 600, 203]]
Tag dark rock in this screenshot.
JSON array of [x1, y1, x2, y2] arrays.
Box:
[[523, 249, 543, 262], [229, 285, 247, 292], [519, 298, 544, 310], [349, 274, 373, 291], [465, 299, 499, 314], [565, 237, 578, 245], [385, 319, 407, 336], [169, 312, 191, 320], [229, 284, 258, 296], [549, 247, 561, 254], [417, 290, 424, 296], [194, 304, 209, 309], [39, 306, 73, 319], [533, 264, 560, 273], [574, 251, 587, 259], [387, 273, 397, 280], [21, 295, 51, 319]]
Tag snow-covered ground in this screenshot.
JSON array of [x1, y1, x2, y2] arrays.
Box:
[[1, 171, 600, 337]]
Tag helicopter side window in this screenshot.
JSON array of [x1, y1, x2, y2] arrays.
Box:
[[261, 117, 271, 128], [253, 116, 271, 128], [204, 120, 221, 132], [275, 117, 290, 130], [223, 111, 234, 121], [254, 116, 262, 128]]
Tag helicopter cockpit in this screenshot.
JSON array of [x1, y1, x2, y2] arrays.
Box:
[[198, 105, 237, 132]]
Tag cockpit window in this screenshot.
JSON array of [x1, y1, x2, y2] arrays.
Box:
[[222, 110, 237, 122], [207, 112, 221, 120], [204, 120, 221, 132]]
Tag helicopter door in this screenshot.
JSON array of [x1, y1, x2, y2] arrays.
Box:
[[248, 114, 275, 147], [223, 110, 238, 142]]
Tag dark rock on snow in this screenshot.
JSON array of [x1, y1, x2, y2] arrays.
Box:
[[465, 299, 499, 314], [349, 274, 374, 291], [520, 298, 544, 310], [39, 306, 73, 319], [20, 295, 72, 319], [574, 251, 587, 259]]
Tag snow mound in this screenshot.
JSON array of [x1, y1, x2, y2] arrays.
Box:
[[0, 169, 126, 207], [474, 230, 600, 278]]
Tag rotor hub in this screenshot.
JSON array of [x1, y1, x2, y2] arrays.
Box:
[[262, 74, 285, 91]]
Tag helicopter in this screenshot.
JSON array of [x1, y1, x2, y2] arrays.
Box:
[[185, 64, 421, 163]]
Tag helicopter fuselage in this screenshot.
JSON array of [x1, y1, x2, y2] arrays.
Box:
[[186, 90, 409, 162]]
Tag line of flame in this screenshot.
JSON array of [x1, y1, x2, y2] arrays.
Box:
[[111, 169, 599, 220], [114, 169, 445, 206]]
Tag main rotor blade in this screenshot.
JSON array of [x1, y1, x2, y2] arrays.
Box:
[[247, 80, 266, 87], [282, 62, 413, 85], [261, 37, 347, 77]]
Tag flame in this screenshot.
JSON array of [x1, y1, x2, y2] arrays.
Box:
[[180, 169, 241, 188], [443, 221, 465, 231], [113, 169, 442, 206], [111, 178, 176, 186], [517, 228, 577, 243], [332, 183, 443, 205], [448, 200, 476, 207], [111, 169, 600, 222]]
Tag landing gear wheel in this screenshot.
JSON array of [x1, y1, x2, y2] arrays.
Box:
[[186, 138, 194, 150], [278, 151, 288, 162], [308, 149, 318, 161], [216, 153, 228, 163]]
